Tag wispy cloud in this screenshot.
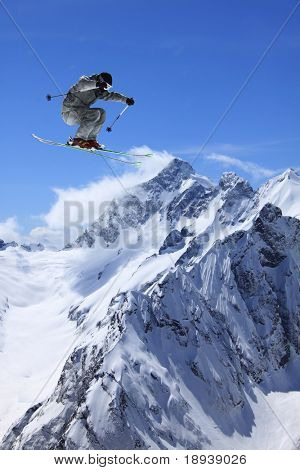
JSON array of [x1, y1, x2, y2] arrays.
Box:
[[205, 153, 279, 179], [0, 217, 22, 242], [174, 138, 300, 158]]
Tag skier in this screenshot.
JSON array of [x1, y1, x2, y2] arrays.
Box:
[[61, 72, 135, 150]]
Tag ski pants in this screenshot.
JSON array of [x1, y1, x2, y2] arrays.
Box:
[[62, 107, 106, 140]]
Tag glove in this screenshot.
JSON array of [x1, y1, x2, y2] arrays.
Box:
[[126, 97, 135, 106]]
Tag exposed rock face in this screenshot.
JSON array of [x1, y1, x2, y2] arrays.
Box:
[[0, 239, 18, 250], [159, 230, 185, 254], [0, 239, 44, 252], [20, 243, 44, 252]]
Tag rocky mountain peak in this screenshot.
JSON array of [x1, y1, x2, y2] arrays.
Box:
[[219, 172, 240, 189], [141, 158, 194, 193], [219, 171, 253, 192], [162, 157, 194, 178], [276, 168, 300, 184]]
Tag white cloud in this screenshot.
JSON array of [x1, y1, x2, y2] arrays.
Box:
[[205, 153, 278, 179], [29, 147, 173, 249], [28, 226, 67, 251], [0, 217, 21, 242]]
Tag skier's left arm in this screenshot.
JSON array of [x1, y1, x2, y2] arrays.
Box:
[[97, 90, 135, 105]]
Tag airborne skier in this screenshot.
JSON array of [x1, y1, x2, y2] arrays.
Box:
[[61, 72, 135, 150]]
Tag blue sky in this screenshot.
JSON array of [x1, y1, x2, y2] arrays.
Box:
[[0, 0, 299, 239]]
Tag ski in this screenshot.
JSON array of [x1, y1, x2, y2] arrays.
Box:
[[32, 134, 141, 165], [32, 134, 152, 159], [98, 147, 152, 158]]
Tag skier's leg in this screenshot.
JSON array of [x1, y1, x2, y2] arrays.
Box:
[[75, 108, 104, 140], [61, 110, 80, 126], [62, 110, 88, 146], [86, 108, 106, 140]]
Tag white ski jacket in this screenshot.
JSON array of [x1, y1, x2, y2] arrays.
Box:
[[62, 75, 129, 111]]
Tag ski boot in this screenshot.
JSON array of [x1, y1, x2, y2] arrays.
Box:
[[67, 137, 90, 149], [87, 139, 105, 150]]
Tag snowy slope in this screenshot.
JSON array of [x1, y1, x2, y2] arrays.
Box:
[[0, 159, 299, 449], [258, 169, 300, 219]]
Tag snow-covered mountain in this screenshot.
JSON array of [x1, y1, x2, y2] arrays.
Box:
[[0, 239, 44, 252], [0, 159, 300, 450]]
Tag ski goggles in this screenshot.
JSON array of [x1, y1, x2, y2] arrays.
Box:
[[103, 82, 112, 90], [98, 76, 112, 90]]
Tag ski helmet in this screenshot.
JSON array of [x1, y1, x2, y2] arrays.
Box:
[[99, 72, 112, 87]]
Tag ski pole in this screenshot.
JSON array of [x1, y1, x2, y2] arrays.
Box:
[[46, 86, 114, 102], [106, 105, 129, 132], [46, 89, 94, 101], [46, 93, 67, 101]]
